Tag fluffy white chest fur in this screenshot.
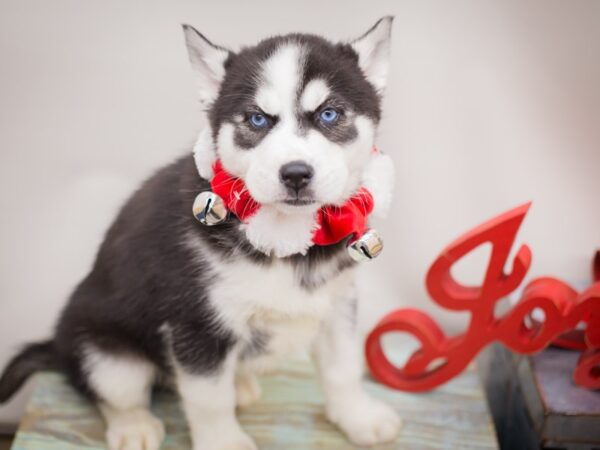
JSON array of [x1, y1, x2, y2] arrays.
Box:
[[204, 249, 354, 364]]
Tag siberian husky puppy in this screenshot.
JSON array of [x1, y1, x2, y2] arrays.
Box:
[[0, 17, 398, 450]]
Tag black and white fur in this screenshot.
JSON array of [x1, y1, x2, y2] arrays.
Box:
[[0, 17, 398, 450]]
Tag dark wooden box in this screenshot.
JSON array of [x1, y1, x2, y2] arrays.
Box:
[[479, 344, 600, 450]]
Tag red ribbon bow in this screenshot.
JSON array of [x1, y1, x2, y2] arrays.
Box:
[[210, 160, 374, 246]]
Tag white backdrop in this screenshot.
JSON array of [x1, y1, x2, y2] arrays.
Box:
[[1, 0, 599, 425]]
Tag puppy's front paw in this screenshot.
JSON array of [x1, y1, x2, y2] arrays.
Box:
[[327, 395, 401, 447], [105, 408, 165, 450]]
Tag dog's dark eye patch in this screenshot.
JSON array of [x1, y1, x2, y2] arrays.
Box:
[[243, 107, 278, 128], [312, 114, 358, 144], [233, 120, 272, 149], [232, 107, 279, 149], [299, 97, 358, 144]]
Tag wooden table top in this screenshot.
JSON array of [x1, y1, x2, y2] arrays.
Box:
[[11, 355, 498, 450]]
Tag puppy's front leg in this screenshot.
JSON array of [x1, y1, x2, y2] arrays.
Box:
[[315, 289, 401, 447], [175, 346, 256, 450]]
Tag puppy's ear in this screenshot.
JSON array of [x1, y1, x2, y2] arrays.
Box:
[[351, 16, 394, 93], [182, 24, 231, 106]]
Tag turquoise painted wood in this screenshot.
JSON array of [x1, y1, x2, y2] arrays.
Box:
[[11, 355, 497, 450]]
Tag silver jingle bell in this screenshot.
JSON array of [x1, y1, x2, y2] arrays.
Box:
[[347, 229, 384, 262], [193, 191, 228, 226]]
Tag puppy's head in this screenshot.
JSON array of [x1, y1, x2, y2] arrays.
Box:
[[184, 18, 393, 215]]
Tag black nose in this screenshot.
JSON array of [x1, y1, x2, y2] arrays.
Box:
[[280, 161, 314, 193]]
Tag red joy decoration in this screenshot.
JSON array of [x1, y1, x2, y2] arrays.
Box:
[[366, 203, 600, 391]]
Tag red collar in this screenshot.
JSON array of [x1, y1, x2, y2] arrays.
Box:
[[210, 160, 374, 246]]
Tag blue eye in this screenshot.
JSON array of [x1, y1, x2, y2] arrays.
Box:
[[319, 108, 339, 124], [249, 113, 268, 129]]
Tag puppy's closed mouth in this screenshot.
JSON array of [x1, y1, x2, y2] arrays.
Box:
[[283, 198, 316, 206]]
